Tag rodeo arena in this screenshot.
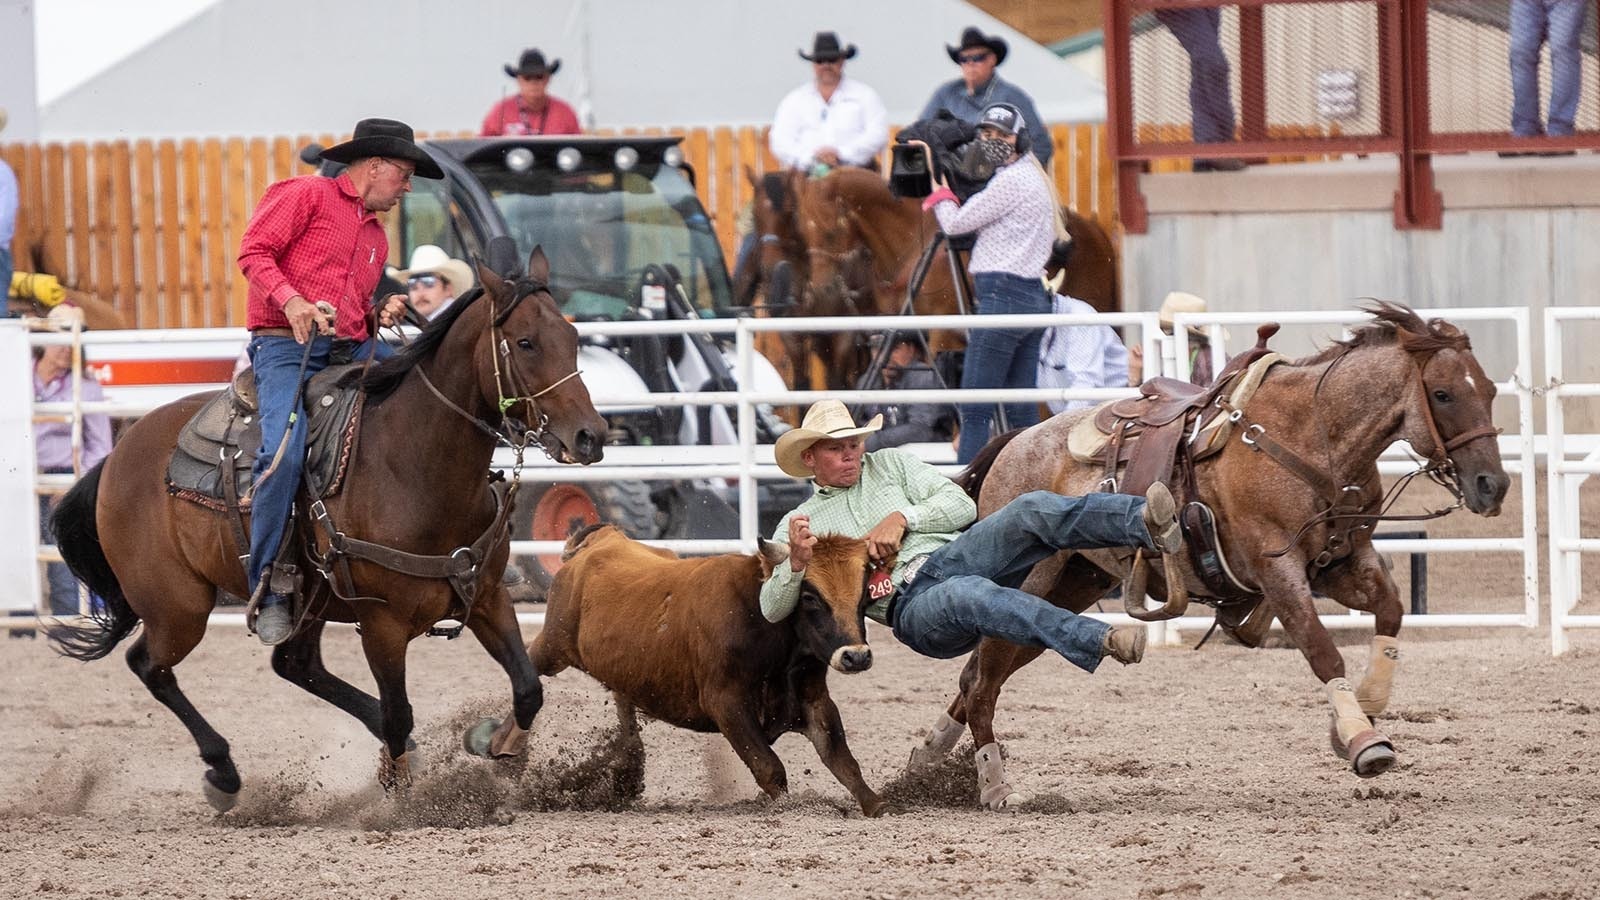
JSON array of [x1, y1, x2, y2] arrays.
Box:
[[6, 0, 1600, 896]]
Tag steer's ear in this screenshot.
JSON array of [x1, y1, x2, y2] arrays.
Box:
[[756, 538, 790, 579]]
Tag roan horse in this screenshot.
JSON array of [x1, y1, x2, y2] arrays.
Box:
[[466, 523, 886, 815], [48, 247, 608, 811], [905, 303, 1509, 809], [734, 166, 1120, 391]]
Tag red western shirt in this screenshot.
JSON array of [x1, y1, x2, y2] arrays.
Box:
[[238, 173, 386, 340], [479, 95, 582, 137]]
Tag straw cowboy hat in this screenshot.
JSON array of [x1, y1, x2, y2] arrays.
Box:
[[774, 400, 883, 477], [395, 244, 475, 293], [318, 118, 443, 180], [798, 32, 857, 63], [505, 48, 561, 79], [28, 303, 86, 332], [1160, 291, 1228, 340]]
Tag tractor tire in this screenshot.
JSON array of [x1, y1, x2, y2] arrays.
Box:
[[511, 480, 661, 594]]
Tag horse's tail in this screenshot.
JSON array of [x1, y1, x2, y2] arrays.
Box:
[[46, 461, 140, 662], [952, 429, 1027, 502]]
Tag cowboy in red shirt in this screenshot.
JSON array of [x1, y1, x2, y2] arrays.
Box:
[[236, 117, 441, 645], [481, 48, 582, 137]]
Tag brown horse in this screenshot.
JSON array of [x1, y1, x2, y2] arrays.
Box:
[[469, 523, 885, 815], [907, 303, 1508, 809], [736, 166, 1121, 391], [47, 247, 608, 811]]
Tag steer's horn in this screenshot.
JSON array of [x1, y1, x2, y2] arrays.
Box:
[[1123, 550, 1190, 621]]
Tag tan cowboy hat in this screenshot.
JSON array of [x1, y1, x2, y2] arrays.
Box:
[[0, 108, 8, 135], [774, 400, 883, 477], [1159, 291, 1228, 340], [28, 303, 86, 332], [395, 244, 475, 293]]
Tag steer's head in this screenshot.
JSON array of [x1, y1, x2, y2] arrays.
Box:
[[763, 534, 884, 674]]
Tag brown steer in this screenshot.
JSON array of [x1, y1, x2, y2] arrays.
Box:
[[468, 523, 886, 816]]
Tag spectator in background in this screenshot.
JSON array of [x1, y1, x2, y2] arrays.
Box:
[[33, 304, 112, 616], [1037, 290, 1130, 414], [920, 27, 1053, 169], [1506, 0, 1585, 154], [1128, 291, 1228, 387], [924, 104, 1055, 464], [0, 108, 17, 315], [395, 244, 475, 323], [769, 32, 888, 174], [1154, 5, 1246, 172], [482, 48, 582, 137], [855, 336, 955, 450]]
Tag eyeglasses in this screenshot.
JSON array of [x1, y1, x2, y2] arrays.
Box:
[[408, 274, 441, 288], [812, 58, 843, 66], [377, 159, 415, 181], [958, 52, 992, 64], [518, 72, 550, 82]]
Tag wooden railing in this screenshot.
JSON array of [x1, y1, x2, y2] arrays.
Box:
[[1, 124, 1117, 329]]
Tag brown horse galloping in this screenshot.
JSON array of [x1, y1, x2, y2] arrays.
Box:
[[48, 248, 607, 811], [907, 303, 1508, 809]]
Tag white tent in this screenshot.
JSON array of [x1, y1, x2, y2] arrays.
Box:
[[38, 0, 1106, 140]]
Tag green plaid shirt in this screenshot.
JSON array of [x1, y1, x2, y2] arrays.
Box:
[[759, 448, 977, 625]]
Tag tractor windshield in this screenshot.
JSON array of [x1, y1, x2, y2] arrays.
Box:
[[466, 162, 731, 318]]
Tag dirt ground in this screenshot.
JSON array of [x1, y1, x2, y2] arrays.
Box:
[[3, 613, 1598, 900]]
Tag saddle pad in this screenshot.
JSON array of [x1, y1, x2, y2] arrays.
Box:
[[167, 364, 366, 509], [1066, 352, 1287, 464]]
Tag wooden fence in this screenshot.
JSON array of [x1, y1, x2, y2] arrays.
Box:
[[1, 124, 1117, 329]]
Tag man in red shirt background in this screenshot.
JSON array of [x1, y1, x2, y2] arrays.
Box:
[[481, 47, 582, 137], [236, 117, 439, 645]]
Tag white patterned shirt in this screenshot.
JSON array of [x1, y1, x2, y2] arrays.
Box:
[[769, 76, 889, 169], [759, 448, 977, 625], [1038, 294, 1130, 413], [931, 156, 1055, 278]]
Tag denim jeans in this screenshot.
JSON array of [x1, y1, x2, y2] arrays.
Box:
[[0, 247, 12, 314], [891, 490, 1156, 673], [39, 493, 83, 615], [245, 333, 391, 597], [958, 272, 1050, 463], [1510, 0, 1586, 137], [1155, 7, 1237, 144]]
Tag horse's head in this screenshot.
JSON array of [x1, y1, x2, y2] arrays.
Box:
[[735, 167, 806, 310], [1372, 302, 1509, 516], [476, 247, 607, 464], [794, 172, 869, 318], [761, 534, 878, 673]]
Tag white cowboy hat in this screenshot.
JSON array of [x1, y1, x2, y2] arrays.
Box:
[[774, 400, 883, 478], [395, 244, 475, 294], [1159, 291, 1228, 340]]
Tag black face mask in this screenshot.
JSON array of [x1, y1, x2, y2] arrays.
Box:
[[956, 138, 1012, 182]]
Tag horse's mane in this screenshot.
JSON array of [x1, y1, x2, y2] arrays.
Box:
[[1291, 300, 1471, 367], [358, 286, 485, 400]]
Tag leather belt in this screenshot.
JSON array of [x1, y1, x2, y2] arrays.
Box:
[[252, 328, 296, 339]]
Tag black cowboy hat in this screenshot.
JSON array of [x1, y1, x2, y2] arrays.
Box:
[[946, 26, 1008, 66], [504, 48, 561, 79], [798, 31, 857, 62], [319, 118, 443, 179]]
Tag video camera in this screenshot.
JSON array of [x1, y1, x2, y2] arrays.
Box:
[[888, 141, 937, 198]]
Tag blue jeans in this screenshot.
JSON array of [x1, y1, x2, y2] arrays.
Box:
[[40, 493, 84, 615], [0, 247, 12, 314], [245, 333, 391, 598], [1510, 0, 1585, 137], [958, 272, 1050, 464], [1155, 7, 1237, 145], [891, 491, 1157, 673]]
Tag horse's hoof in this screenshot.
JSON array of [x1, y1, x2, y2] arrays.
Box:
[[1348, 732, 1397, 778], [202, 776, 239, 813], [463, 718, 501, 758], [982, 790, 1030, 812]]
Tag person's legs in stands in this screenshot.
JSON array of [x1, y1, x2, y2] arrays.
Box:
[[1508, 0, 1550, 137], [1156, 8, 1237, 145], [1544, 0, 1585, 137]]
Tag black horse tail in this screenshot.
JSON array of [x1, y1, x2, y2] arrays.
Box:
[[46, 461, 140, 662], [952, 428, 1026, 502]]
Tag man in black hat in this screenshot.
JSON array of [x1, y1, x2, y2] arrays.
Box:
[[768, 31, 887, 172], [918, 26, 1051, 168], [236, 117, 440, 645], [482, 47, 582, 137]]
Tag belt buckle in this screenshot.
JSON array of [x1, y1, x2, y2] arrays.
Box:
[[900, 554, 929, 588]]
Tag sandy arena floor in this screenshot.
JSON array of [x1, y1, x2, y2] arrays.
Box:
[[3, 616, 1598, 899]]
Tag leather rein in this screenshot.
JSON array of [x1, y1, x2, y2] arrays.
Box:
[[1218, 343, 1499, 571], [304, 278, 581, 626]]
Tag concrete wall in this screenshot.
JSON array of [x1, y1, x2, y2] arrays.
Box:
[[1121, 154, 1600, 431]]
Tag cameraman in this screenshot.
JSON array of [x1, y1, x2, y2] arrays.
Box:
[[921, 103, 1055, 465]]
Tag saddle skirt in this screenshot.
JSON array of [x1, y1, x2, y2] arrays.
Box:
[[1066, 352, 1286, 467], [166, 365, 365, 510]]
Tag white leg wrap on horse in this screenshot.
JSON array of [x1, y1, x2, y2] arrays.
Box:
[[1356, 635, 1400, 717], [1326, 677, 1371, 746], [907, 712, 964, 769], [974, 742, 1028, 811]]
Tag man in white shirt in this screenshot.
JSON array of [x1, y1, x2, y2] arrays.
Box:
[[1037, 292, 1130, 414], [769, 32, 889, 172]]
